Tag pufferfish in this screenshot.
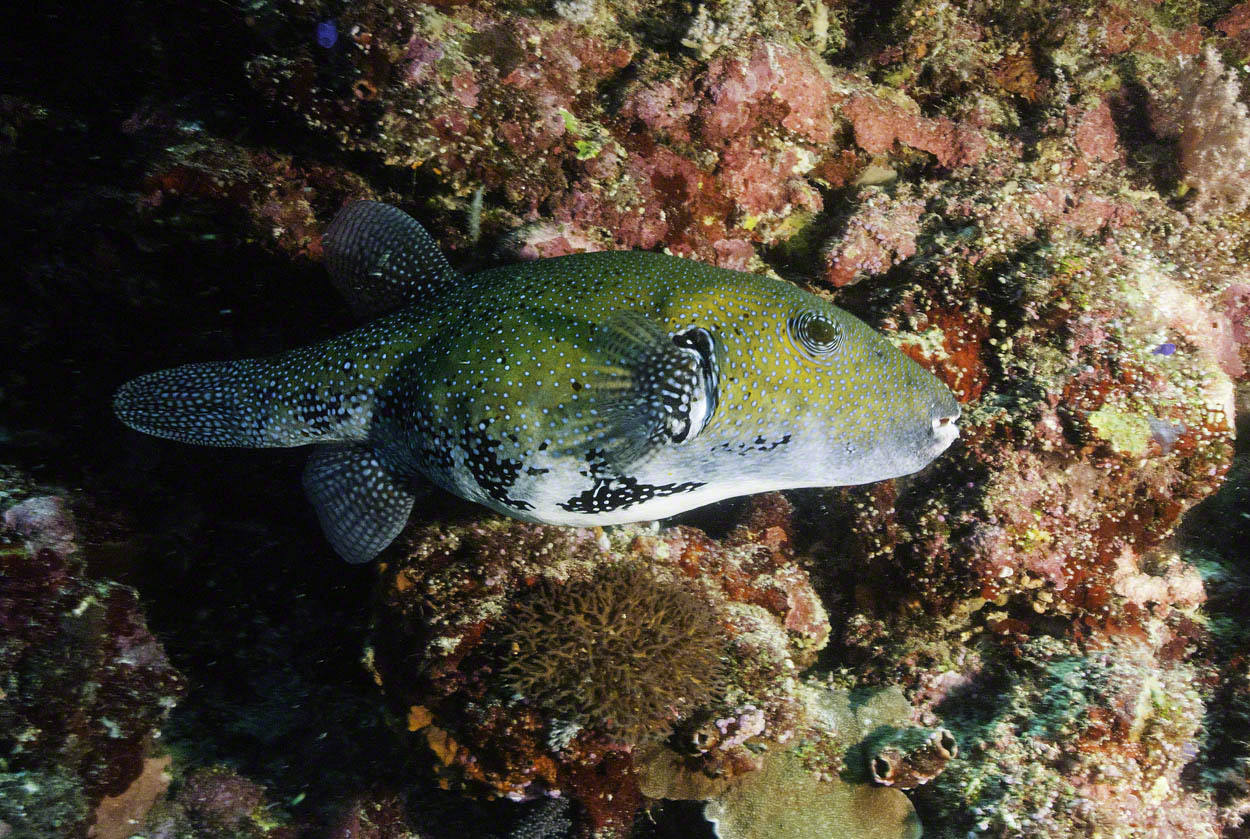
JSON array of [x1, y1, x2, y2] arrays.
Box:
[[115, 201, 960, 564]]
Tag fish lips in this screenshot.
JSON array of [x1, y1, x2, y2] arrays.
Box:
[[886, 400, 961, 477], [929, 411, 960, 454]]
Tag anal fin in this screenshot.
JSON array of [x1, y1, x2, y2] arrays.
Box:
[[303, 443, 420, 563]]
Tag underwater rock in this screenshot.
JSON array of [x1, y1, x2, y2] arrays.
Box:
[[139, 136, 373, 263], [2, 495, 76, 555], [926, 632, 1217, 837], [175, 767, 266, 832], [0, 770, 89, 839], [138, 764, 302, 839], [820, 191, 1240, 632], [0, 491, 184, 838], [500, 220, 607, 260], [367, 495, 828, 835], [842, 94, 986, 170], [326, 793, 430, 839], [810, 98, 1246, 821]]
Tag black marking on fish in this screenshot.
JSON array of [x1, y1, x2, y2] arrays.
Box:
[[409, 428, 456, 478], [670, 326, 719, 442], [556, 310, 708, 469], [712, 433, 793, 456], [460, 427, 534, 510], [370, 380, 457, 482], [559, 476, 706, 515], [559, 446, 703, 514]]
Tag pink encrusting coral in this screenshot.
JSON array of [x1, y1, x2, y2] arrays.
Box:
[[842, 95, 987, 169], [820, 186, 924, 287], [236, 4, 884, 262]]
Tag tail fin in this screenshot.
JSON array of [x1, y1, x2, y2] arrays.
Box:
[[114, 359, 285, 448]]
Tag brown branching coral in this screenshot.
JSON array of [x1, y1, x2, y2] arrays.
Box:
[[1178, 46, 1250, 217], [498, 561, 727, 743]]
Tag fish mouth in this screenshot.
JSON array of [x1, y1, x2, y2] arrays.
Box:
[[929, 407, 961, 453]]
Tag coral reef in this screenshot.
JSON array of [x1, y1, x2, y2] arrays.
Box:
[[368, 495, 829, 836], [10, 0, 1250, 835], [0, 489, 184, 838], [692, 683, 949, 839], [928, 630, 1216, 837]]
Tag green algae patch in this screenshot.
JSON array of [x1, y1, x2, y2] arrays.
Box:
[[1088, 406, 1152, 456]]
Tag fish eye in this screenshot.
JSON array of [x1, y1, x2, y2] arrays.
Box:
[[789, 311, 843, 357]]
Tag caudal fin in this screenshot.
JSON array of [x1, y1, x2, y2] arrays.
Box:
[[113, 359, 278, 447]]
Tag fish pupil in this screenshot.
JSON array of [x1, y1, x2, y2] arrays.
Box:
[[806, 318, 838, 346]]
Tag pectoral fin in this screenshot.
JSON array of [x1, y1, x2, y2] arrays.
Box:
[[302, 443, 420, 563], [554, 312, 719, 470]]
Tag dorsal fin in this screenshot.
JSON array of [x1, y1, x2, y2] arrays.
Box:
[[321, 201, 461, 318]]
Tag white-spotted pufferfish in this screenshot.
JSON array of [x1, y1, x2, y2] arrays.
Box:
[[115, 201, 960, 563]]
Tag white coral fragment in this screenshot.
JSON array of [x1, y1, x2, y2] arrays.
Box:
[[553, 0, 597, 24], [682, 0, 753, 61], [1178, 47, 1250, 218]]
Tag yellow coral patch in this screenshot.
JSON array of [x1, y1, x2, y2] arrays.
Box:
[[408, 704, 433, 731], [1087, 406, 1151, 456], [424, 725, 459, 766]]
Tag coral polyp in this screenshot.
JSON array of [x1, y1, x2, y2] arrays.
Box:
[[498, 561, 726, 742]]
